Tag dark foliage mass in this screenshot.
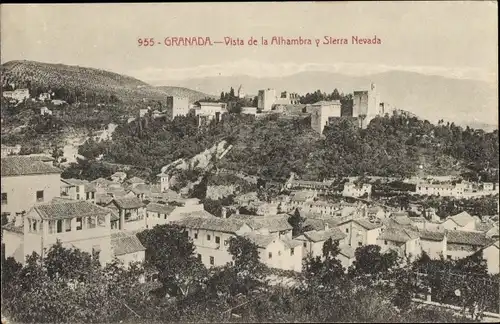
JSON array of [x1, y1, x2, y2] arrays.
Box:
[[4, 224, 495, 323]]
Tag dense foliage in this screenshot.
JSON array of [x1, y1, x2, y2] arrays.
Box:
[[3, 224, 496, 323]]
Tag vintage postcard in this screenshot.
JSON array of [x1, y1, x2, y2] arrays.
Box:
[[1, 2, 498, 323]]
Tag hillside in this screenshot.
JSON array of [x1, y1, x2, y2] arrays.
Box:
[[0, 60, 211, 104], [155, 71, 497, 129], [155, 86, 216, 103]]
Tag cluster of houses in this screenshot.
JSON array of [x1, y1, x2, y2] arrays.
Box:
[[2, 155, 499, 276], [414, 180, 499, 198]]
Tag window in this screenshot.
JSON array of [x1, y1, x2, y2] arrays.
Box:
[[36, 190, 44, 202], [384, 240, 388, 245], [197, 254, 202, 261], [215, 236, 220, 244], [224, 240, 228, 246], [56, 219, 63, 233], [210, 256, 214, 265], [268, 252, 272, 259], [32, 220, 38, 232], [303, 242, 307, 248], [65, 219, 71, 232], [76, 217, 83, 230], [76, 194, 80, 200], [194, 233, 198, 239], [290, 248, 294, 256], [76, 186, 80, 193], [87, 216, 96, 229], [207, 234, 211, 241], [345, 228, 349, 233], [358, 242, 362, 247], [1, 193, 7, 205]]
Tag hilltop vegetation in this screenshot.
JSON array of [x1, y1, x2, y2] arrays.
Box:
[[156, 86, 217, 103], [67, 112, 498, 185], [1, 60, 212, 104]]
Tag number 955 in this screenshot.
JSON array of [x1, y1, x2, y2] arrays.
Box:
[[138, 38, 155, 46]]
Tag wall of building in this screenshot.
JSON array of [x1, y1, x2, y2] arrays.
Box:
[[1, 173, 61, 217], [483, 245, 499, 274], [420, 239, 446, 259], [257, 89, 277, 111], [446, 243, 478, 260], [117, 251, 146, 267], [166, 97, 190, 119], [441, 219, 475, 231], [2, 230, 24, 263], [337, 253, 355, 271], [258, 239, 303, 272]]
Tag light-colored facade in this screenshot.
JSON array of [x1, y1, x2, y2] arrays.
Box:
[[377, 227, 422, 260], [419, 230, 447, 259], [1, 145, 22, 157], [110, 232, 146, 267], [2, 89, 30, 101], [343, 182, 372, 198], [166, 96, 190, 119], [415, 182, 466, 197], [295, 228, 347, 258], [334, 219, 382, 248], [445, 230, 491, 261], [1, 156, 62, 221], [5, 200, 114, 265], [106, 197, 147, 232], [257, 89, 277, 111], [308, 100, 342, 134], [60, 179, 96, 204], [481, 241, 499, 274], [441, 212, 476, 231], [352, 83, 380, 129]]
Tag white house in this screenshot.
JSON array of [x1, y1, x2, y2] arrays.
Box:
[[445, 230, 492, 261], [442, 211, 476, 231], [418, 230, 447, 259], [295, 228, 347, 258], [343, 182, 372, 198], [110, 231, 146, 267], [377, 227, 422, 260], [481, 240, 499, 274]]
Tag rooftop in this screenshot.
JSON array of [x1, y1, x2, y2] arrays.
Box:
[[448, 211, 475, 227], [446, 230, 492, 246], [176, 216, 246, 234], [418, 229, 445, 241], [126, 177, 145, 184], [378, 227, 420, 243], [33, 200, 111, 220], [230, 214, 292, 233], [339, 244, 356, 259], [1, 156, 61, 177], [242, 232, 277, 248], [111, 232, 146, 256], [303, 228, 346, 242], [110, 197, 145, 209], [146, 203, 176, 215]]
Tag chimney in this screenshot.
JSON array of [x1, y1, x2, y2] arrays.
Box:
[[221, 207, 227, 219]]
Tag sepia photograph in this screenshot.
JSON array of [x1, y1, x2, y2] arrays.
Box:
[[0, 2, 499, 323]]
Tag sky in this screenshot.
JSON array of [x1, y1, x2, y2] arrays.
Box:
[[1, 2, 498, 84]]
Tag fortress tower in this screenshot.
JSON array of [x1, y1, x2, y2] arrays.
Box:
[[352, 82, 381, 129]]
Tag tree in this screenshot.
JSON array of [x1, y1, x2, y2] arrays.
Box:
[[137, 224, 207, 298], [288, 208, 305, 237], [44, 241, 96, 281], [303, 238, 345, 288], [350, 245, 399, 279]]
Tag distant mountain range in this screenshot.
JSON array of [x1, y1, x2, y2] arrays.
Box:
[[0, 60, 213, 104], [151, 71, 498, 130]]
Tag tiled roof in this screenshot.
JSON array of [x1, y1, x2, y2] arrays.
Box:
[[446, 230, 491, 246], [311, 100, 341, 106], [131, 184, 152, 195], [418, 230, 445, 241], [281, 237, 303, 249], [2, 223, 24, 234], [304, 228, 346, 242], [176, 216, 245, 234], [339, 244, 356, 259], [176, 210, 216, 219], [110, 197, 145, 209], [354, 218, 382, 230], [448, 211, 474, 227], [91, 178, 114, 186], [303, 218, 328, 231], [230, 214, 292, 232], [476, 222, 495, 232], [111, 232, 146, 256], [62, 179, 97, 193], [242, 232, 277, 248], [34, 200, 110, 220], [1, 156, 61, 176], [378, 228, 420, 243], [146, 203, 176, 214]]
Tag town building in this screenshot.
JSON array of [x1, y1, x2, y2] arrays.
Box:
[[337, 244, 356, 270], [333, 218, 383, 248], [445, 230, 492, 260], [342, 182, 372, 198], [125, 176, 146, 188], [237, 85, 245, 99], [275, 91, 300, 105], [418, 230, 447, 259], [308, 100, 342, 134], [2, 88, 30, 101], [441, 211, 476, 231], [145, 203, 176, 228], [352, 83, 381, 129], [106, 197, 147, 232], [38, 92, 52, 101], [481, 240, 499, 274], [40, 107, 53, 116], [241, 107, 258, 115], [415, 182, 466, 197], [295, 228, 347, 257], [60, 178, 97, 204], [166, 96, 190, 119], [1, 144, 21, 157], [1, 156, 62, 221], [3, 199, 114, 265], [377, 227, 422, 260], [257, 88, 277, 111], [110, 231, 146, 267]]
